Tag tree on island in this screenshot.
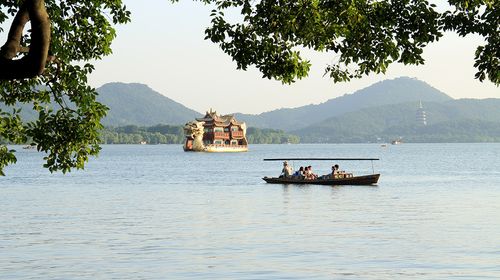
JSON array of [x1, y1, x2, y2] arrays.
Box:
[[0, 0, 498, 175]]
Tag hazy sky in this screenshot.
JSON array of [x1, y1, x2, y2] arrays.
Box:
[[3, 1, 499, 114]]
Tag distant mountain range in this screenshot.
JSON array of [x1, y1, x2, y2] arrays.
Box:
[[234, 77, 452, 130], [92, 77, 500, 142], [2, 77, 500, 143], [293, 99, 500, 143]]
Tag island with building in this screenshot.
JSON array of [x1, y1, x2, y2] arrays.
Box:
[[183, 109, 249, 152]]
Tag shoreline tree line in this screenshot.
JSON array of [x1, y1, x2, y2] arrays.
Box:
[[96, 125, 301, 145], [1, 125, 301, 145]]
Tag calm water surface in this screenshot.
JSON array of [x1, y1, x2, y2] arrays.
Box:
[[1, 144, 500, 279]]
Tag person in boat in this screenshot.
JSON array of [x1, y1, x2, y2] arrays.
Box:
[[292, 166, 305, 179], [319, 165, 336, 179], [311, 166, 318, 179], [332, 164, 340, 178], [305, 166, 318, 180], [303, 166, 309, 179], [332, 164, 353, 178], [280, 161, 293, 178], [305, 166, 311, 179]]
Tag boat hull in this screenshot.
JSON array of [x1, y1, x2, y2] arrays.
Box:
[[184, 145, 248, 152], [205, 145, 248, 153], [262, 174, 380, 186]]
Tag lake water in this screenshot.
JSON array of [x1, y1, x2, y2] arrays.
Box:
[[1, 144, 500, 279]]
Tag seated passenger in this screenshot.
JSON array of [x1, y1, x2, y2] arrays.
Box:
[[320, 165, 336, 179], [333, 164, 351, 178], [293, 166, 305, 179], [303, 166, 310, 179], [305, 166, 318, 180], [332, 164, 340, 178], [281, 161, 293, 178], [309, 166, 318, 179]]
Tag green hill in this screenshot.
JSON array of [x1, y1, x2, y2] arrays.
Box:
[[294, 99, 500, 143], [235, 77, 452, 130], [0, 83, 202, 126], [97, 83, 202, 126]]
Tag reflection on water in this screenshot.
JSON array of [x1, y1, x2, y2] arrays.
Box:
[[1, 144, 500, 279]]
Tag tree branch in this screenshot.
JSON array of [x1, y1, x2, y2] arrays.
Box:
[[0, 0, 51, 80], [0, 1, 30, 59]]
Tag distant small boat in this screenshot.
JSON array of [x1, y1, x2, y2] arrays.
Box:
[[22, 145, 36, 150], [263, 174, 380, 185], [391, 139, 402, 145]]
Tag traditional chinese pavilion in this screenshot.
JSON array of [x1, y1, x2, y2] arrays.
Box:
[[183, 109, 248, 152]]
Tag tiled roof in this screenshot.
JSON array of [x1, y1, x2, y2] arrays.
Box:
[[196, 109, 244, 126]]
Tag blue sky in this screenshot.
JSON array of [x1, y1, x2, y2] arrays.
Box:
[[88, 0, 498, 114], [2, 1, 499, 114]]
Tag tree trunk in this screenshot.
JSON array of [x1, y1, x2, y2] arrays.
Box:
[[0, 0, 51, 80]]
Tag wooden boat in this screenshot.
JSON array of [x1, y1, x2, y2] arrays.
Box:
[[262, 174, 380, 185], [262, 157, 380, 186]]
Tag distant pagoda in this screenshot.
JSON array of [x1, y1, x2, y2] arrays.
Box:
[[416, 100, 427, 126]]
